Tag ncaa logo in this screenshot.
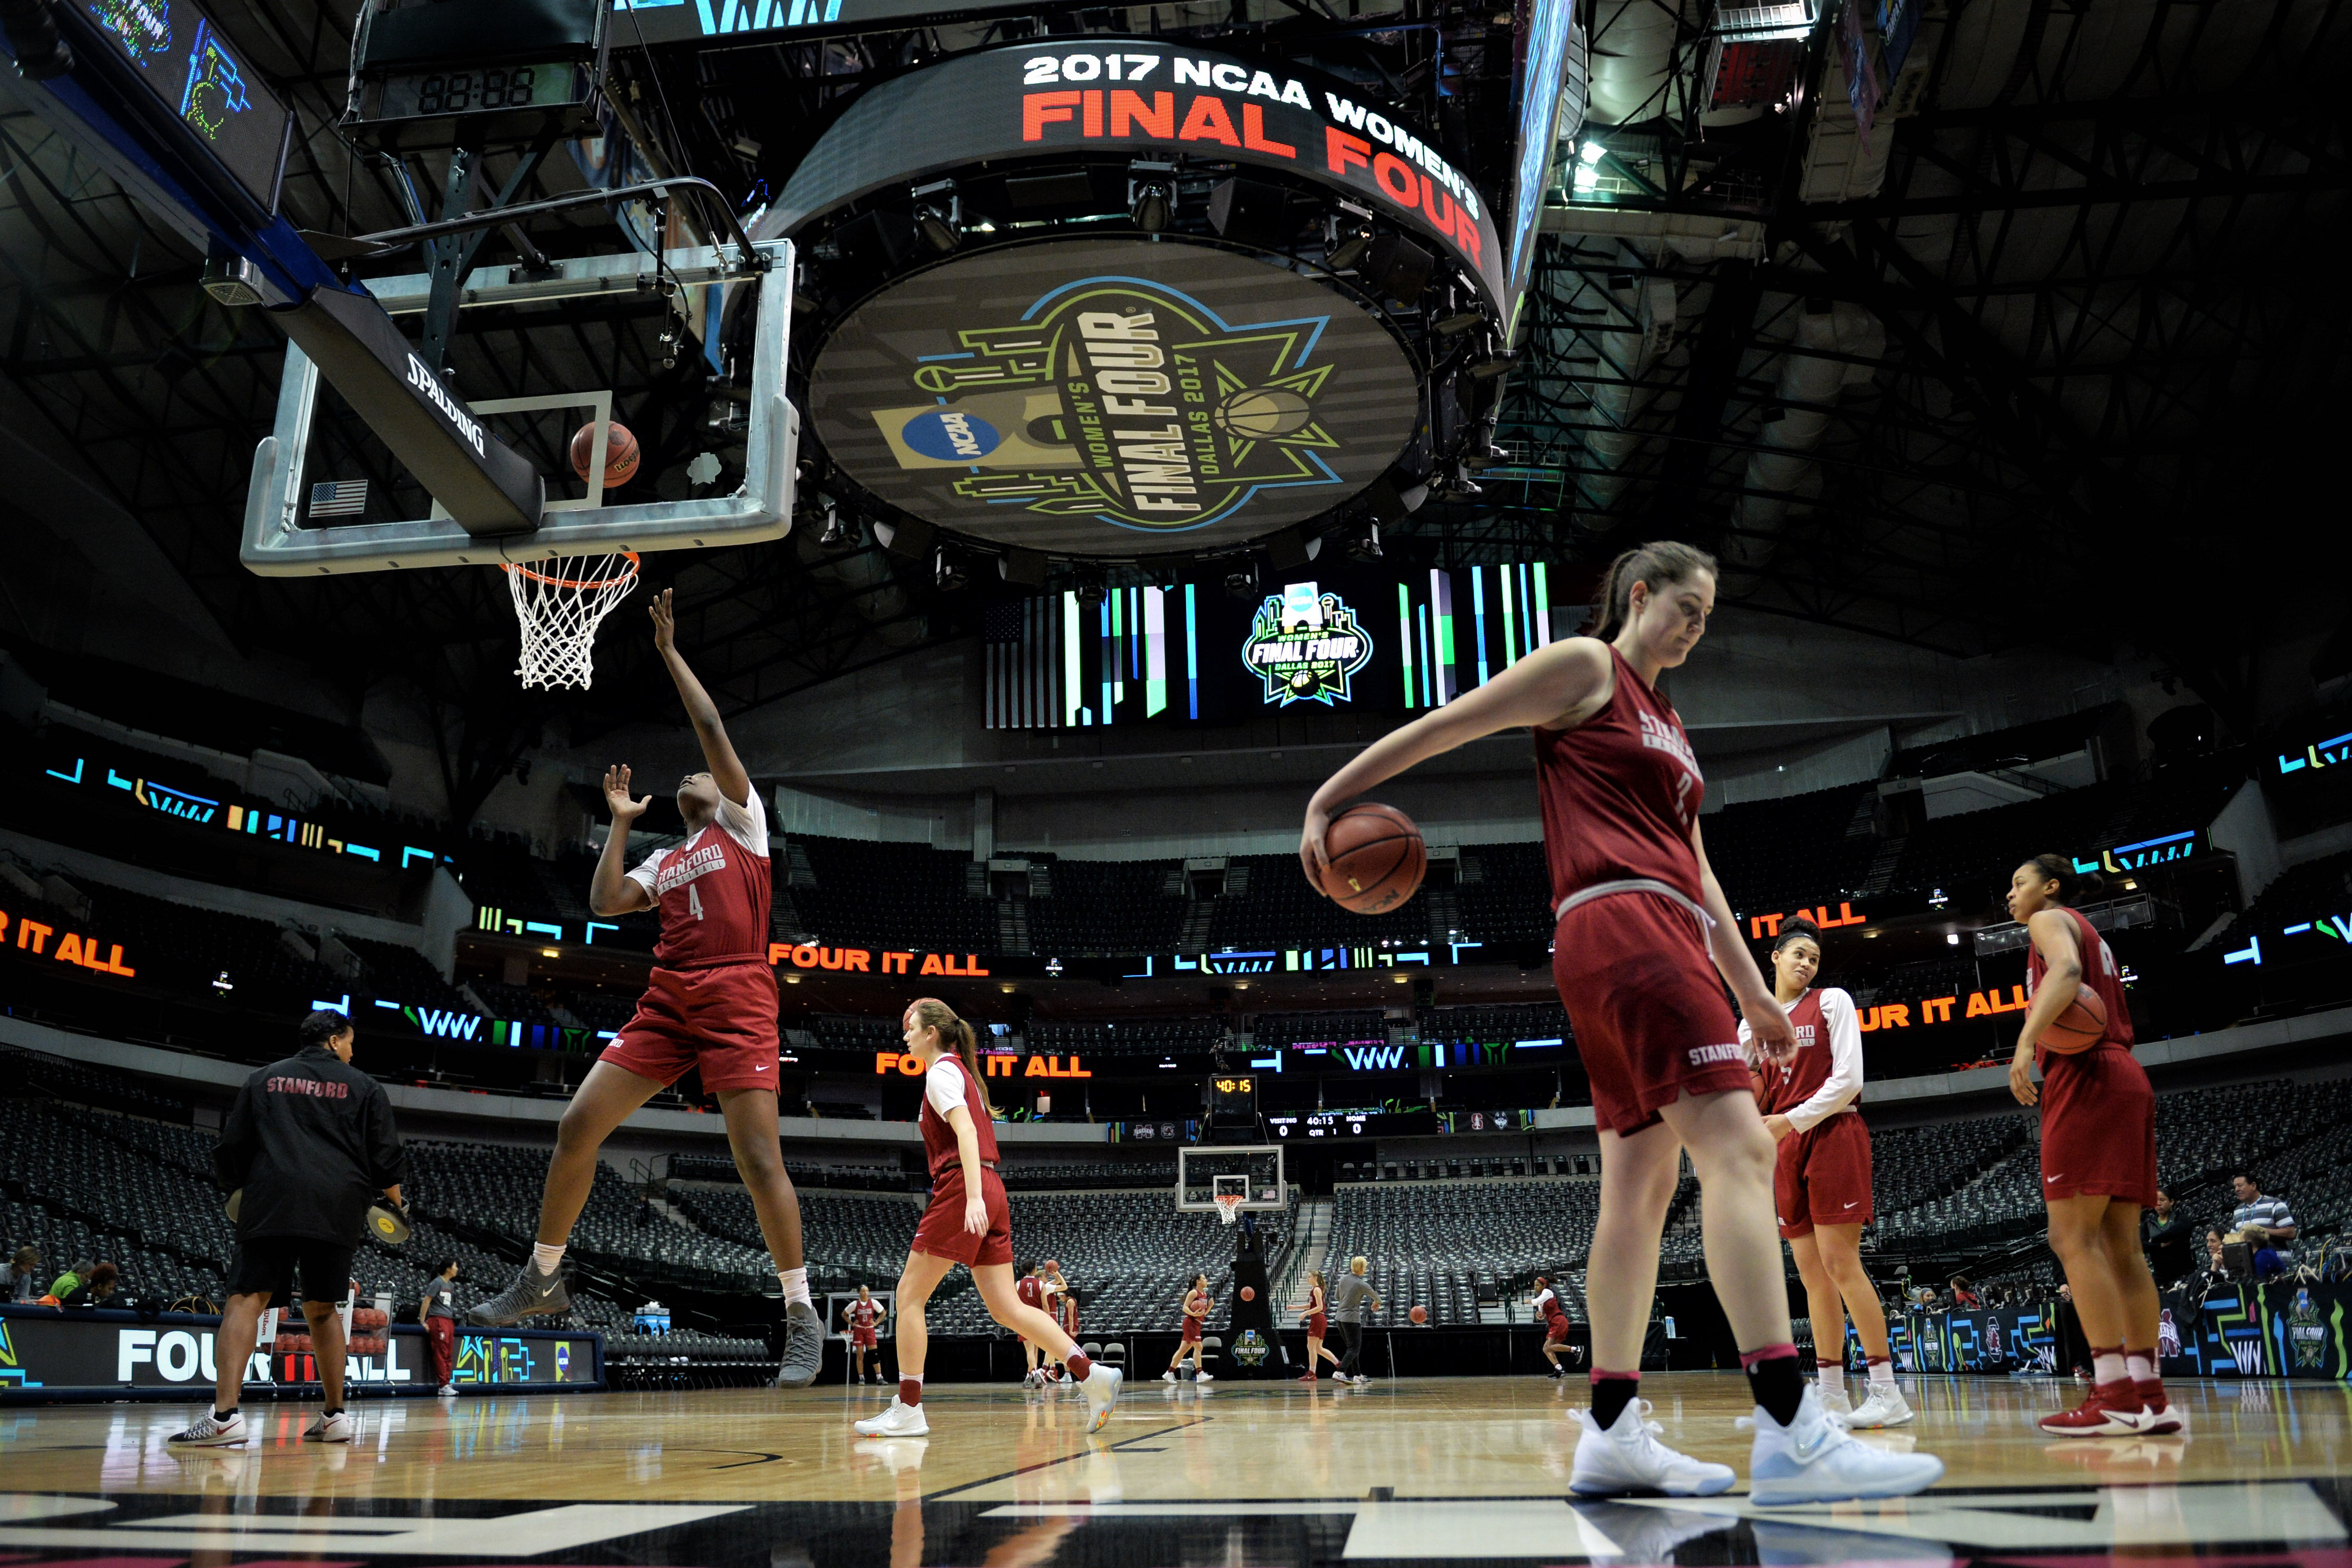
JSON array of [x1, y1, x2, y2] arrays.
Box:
[[902, 408, 1001, 462]]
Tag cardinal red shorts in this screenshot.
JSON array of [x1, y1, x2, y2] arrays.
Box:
[[851, 1328, 877, 1348], [1552, 891, 1750, 1135], [2041, 1045, 2158, 1207], [1182, 1318, 1204, 1344], [600, 962, 780, 1094], [1775, 1111, 1874, 1238], [912, 1167, 1013, 1267]]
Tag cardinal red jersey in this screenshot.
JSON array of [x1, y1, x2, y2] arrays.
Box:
[[848, 1300, 878, 1331], [1536, 644, 1706, 908], [1059, 1296, 1080, 1337], [624, 789, 772, 969], [2026, 906, 2135, 1069], [1017, 1275, 1045, 1309], [918, 1051, 1001, 1179]]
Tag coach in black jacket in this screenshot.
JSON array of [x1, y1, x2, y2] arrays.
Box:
[[170, 1011, 406, 1449]]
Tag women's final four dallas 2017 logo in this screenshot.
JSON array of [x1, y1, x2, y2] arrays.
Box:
[[806, 238, 1419, 556], [1243, 581, 1373, 708]]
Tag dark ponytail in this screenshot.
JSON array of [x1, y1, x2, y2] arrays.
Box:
[[905, 996, 997, 1117], [1592, 541, 1720, 641], [2023, 852, 2104, 906], [1772, 915, 1823, 954]]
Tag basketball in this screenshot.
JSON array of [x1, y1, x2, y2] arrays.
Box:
[[1240, 1285, 1255, 1301], [1042, 1258, 1059, 1272], [1408, 1305, 1428, 1325], [1320, 802, 1426, 914], [570, 420, 641, 487], [2040, 988, 2108, 1054]]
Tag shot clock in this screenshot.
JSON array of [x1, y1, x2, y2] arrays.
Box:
[[345, 0, 608, 151]]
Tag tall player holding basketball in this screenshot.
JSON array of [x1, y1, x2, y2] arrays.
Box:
[[1738, 918, 1907, 1427], [1300, 542, 1941, 1504], [471, 590, 824, 1387], [2006, 855, 2175, 1436], [856, 998, 1121, 1437]]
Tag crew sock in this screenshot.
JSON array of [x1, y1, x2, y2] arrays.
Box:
[[1817, 1365, 1844, 1396], [1066, 1353, 1093, 1380], [1741, 1344, 1805, 1426], [1590, 1370, 1640, 1430], [2091, 1346, 2126, 1386], [777, 1267, 811, 1308], [900, 1375, 923, 1406], [1867, 1355, 1896, 1389], [532, 1242, 565, 1276], [2124, 1349, 2157, 1385]]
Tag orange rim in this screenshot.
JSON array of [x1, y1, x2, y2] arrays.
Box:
[[502, 550, 641, 591]]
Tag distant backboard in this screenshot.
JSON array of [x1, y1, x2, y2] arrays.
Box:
[[241, 242, 796, 575], [1176, 1145, 1286, 1212]]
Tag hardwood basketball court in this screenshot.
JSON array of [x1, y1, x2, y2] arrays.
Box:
[[6, 1374, 2350, 1566]]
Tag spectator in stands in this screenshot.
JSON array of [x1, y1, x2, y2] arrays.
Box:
[[48, 1258, 92, 1303], [1329, 1256, 1382, 1384], [2249, 1230, 2288, 1279], [7, 1246, 41, 1303], [2143, 1188, 2194, 1286], [2229, 1174, 2296, 1265], [2200, 1228, 2234, 1285], [169, 1010, 406, 1451], [61, 1261, 119, 1308], [418, 1260, 460, 1398], [1948, 1276, 1981, 1309]]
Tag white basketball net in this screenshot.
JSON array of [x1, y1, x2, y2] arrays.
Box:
[[504, 552, 640, 689], [1214, 1193, 1246, 1227]]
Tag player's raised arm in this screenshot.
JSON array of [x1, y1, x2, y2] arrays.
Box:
[[648, 587, 752, 809], [589, 764, 655, 917]]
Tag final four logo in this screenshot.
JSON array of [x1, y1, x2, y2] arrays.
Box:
[[2290, 1288, 2327, 1369], [1244, 582, 1373, 707]]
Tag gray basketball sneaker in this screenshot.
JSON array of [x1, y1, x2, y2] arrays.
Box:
[[468, 1260, 570, 1327], [773, 1299, 825, 1388]]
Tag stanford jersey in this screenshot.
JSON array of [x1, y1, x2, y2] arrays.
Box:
[[849, 1300, 878, 1331], [918, 1051, 1001, 1179], [2027, 906, 2135, 1066], [1537, 645, 1706, 910], [624, 789, 771, 969], [1017, 1275, 1044, 1309], [1739, 988, 1864, 1128]]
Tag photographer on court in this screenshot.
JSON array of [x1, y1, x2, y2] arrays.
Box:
[[171, 1011, 406, 1449]]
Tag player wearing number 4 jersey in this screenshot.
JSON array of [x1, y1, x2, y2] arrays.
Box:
[[469, 591, 824, 1389]]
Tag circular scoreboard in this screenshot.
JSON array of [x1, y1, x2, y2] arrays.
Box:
[[765, 39, 1506, 560]]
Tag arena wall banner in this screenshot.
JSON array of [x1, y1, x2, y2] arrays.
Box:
[[0, 1305, 603, 1401], [1864, 1281, 2351, 1383]]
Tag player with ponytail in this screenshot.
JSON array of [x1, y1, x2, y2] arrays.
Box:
[[1300, 540, 1939, 1503], [2005, 854, 2170, 1436], [855, 997, 1122, 1438]]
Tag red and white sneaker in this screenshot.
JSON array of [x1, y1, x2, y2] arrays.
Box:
[[2039, 1379, 2148, 1437], [2134, 1379, 2183, 1435], [1298, 1373, 1319, 1382]]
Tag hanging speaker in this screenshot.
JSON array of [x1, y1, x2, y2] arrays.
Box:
[[1207, 177, 1291, 248], [1363, 233, 1435, 305]]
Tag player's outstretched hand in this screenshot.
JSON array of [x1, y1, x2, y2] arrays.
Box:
[[1747, 997, 1798, 1064], [1298, 806, 1331, 896], [604, 764, 652, 823], [649, 586, 677, 653]]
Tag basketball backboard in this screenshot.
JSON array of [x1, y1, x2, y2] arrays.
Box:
[[241, 242, 797, 575], [1176, 1144, 1286, 1212]]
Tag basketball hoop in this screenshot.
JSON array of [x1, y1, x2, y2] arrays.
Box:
[[504, 551, 640, 689], [1213, 1193, 1247, 1227]]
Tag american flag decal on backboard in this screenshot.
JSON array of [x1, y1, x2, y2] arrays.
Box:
[[308, 480, 368, 519], [985, 596, 1062, 729]]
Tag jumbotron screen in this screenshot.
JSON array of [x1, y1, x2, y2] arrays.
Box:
[[983, 560, 1566, 728]]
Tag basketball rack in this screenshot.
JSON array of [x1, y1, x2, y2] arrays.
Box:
[[240, 242, 797, 575]]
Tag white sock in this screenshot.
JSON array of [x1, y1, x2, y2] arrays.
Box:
[[1817, 1366, 1843, 1395], [2125, 1351, 2155, 1383], [1868, 1358, 1896, 1389], [532, 1242, 565, 1275], [2092, 1350, 2127, 1385], [777, 1267, 811, 1308]]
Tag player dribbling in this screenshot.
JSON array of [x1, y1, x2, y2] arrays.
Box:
[[1738, 918, 1908, 1428], [856, 998, 1121, 1438], [1163, 1275, 1212, 1382]]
